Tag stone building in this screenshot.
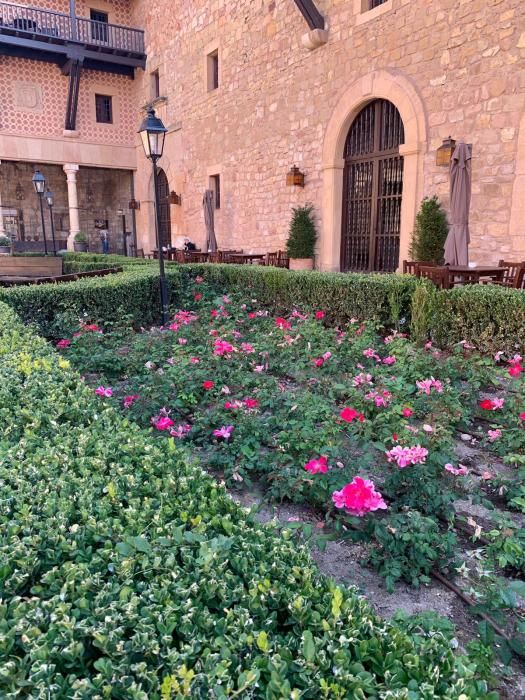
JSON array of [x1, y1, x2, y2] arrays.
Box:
[[1, 0, 525, 269], [0, 0, 143, 254]]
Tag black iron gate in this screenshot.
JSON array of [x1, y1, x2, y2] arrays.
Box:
[[341, 99, 404, 272], [156, 168, 171, 248]]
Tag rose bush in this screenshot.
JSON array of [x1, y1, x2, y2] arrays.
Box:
[[0, 300, 498, 698]]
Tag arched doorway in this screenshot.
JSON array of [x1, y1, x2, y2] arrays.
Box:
[[156, 168, 171, 248], [340, 99, 404, 272]]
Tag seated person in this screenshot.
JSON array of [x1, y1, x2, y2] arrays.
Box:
[[184, 237, 197, 251]]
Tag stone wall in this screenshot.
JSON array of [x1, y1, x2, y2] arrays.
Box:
[[131, 0, 525, 266], [0, 57, 137, 147], [0, 161, 133, 254]]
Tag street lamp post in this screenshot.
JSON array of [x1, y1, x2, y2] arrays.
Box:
[[32, 170, 48, 255], [138, 106, 169, 326], [44, 189, 57, 256], [117, 208, 128, 257]]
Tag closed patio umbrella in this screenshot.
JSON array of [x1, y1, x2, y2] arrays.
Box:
[[203, 190, 217, 252], [444, 141, 471, 265]]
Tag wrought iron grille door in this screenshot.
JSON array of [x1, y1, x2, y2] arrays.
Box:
[[156, 168, 171, 248], [341, 99, 404, 272]]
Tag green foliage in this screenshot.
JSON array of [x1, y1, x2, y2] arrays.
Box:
[[0, 301, 493, 698], [179, 263, 419, 328], [0, 267, 183, 338], [74, 231, 88, 243], [0, 235, 10, 246], [366, 511, 457, 591], [432, 284, 525, 354], [286, 204, 317, 259], [410, 280, 437, 345], [409, 196, 449, 264], [3, 253, 525, 354]]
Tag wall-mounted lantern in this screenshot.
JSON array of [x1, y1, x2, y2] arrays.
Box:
[[15, 182, 25, 200], [169, 190, 182, 205], [286, 165, 305, 188], [436, 137, 456, 167], [129, 198, 140, 210]]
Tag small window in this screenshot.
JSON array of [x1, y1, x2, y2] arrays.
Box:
[[95, 94, 113, 123], [368, 0, 387, 7], [151, 70, 160, 99], [207, 50, 219, 91], [210, 174, 220, 209], [90, 9, 108, 42]]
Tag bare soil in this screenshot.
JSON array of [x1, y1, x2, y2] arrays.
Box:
[[230, 482, 525, 700]]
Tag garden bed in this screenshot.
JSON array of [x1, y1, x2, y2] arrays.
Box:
[[0, 300, 497, 698], [52, 272, 525, 695]]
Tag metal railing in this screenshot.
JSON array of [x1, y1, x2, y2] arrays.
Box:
[[0, 1, 144, 53]]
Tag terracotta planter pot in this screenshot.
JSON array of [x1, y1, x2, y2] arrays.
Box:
[[289, 258, 314, 271]]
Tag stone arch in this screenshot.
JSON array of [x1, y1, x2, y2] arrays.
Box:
[[139, 153, 178, 252], [508, 112, 525, 259], [320, 69, 427, 271]]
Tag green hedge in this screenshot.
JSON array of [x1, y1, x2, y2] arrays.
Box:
[[0, 302, 492, 697], [178, 264, 419, 328], [431, 284, 525, 354], [2, 254, 525, 352], [0, 267, 182, 338]]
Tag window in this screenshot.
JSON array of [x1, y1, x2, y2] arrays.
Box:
[[95, 94, 113, 123], [151, 70, 160, 99], [368, 0, 387, 8], [90, 9, 108, 42], [210, 174, 220, 209], [207, 50, 219, 91]]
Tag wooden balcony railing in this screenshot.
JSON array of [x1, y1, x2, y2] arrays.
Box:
[[0, 1, 144, 54]]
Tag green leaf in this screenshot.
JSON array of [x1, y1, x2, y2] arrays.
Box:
[[303, 630, 315, 662], [256, 631, 269, 653]]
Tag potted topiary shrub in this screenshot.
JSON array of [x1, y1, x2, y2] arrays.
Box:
[[0, 235, 11, 255], [409, 196, 449, 265], [73, 232, 88, 253], [286, 203, 317, 271]]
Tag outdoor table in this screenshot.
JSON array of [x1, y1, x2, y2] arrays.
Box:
[[185, 251, 208, 262], [227, 253, 266, 264], [447, 265, 508, 286]]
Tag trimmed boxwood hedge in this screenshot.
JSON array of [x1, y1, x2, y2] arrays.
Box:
[[2, 253, 525, 352], [431, 284, 525, 354], [0, 301, 493, 698], [0, 267, 182, 338]]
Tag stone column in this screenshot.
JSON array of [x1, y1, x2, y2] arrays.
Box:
[[63, 163, 80, 250], [0, 160, 5, 237], [319, 160, 345, 272]]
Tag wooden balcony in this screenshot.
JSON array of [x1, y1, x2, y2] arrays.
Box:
[[0, 1, 145, 75]]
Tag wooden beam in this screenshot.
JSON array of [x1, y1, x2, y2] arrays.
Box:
[[64, 59, 82, 130], [292, 0, 324, 30]]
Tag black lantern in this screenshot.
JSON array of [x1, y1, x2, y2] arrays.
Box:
[[44, 188, 57, 256], [15, 182, 25, 200], [137, 106, 169, 325], [138, 105, 167, 162], [32, 169, 46, 194], [32, 169, 48, 255]]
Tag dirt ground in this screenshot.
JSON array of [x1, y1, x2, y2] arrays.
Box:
[[230, 482, 525, 700]]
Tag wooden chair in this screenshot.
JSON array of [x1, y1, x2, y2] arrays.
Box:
[[265, 251, 279, 266], [174, 250, 186, 263], [497, 260, 525, 288], [403, 260, 434, 275], [207, 251, 222, 263], [136, 248, 145, 258], [417, 265, 451, 290], [277, 250, 290, 269]]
